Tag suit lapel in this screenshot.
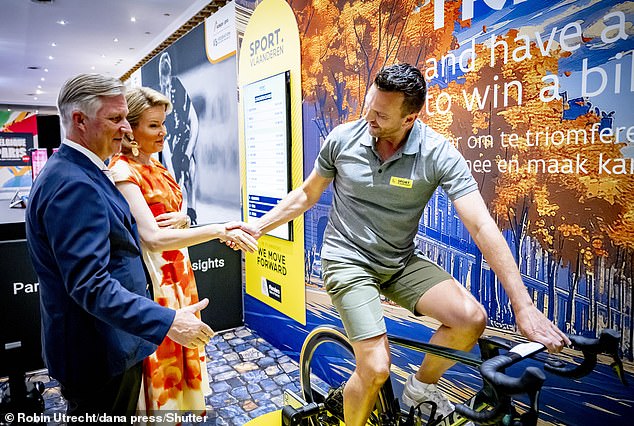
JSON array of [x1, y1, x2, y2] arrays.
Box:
[[58, 145, 141, 250]]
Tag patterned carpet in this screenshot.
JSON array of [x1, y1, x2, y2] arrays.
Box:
[[14, 326, 301, 425]]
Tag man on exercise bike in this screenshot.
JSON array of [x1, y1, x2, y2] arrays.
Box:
[[234, 63, 570, 426]]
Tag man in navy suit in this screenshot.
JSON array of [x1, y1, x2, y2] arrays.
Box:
[[25, 74, 214, 417]]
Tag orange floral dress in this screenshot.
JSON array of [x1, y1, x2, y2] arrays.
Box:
[[110, 154, 210, 413]]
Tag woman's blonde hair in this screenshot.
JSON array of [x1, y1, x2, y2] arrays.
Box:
[[122, 87, 172, 153]]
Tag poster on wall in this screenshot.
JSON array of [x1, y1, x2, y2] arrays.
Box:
[[0, 131, 33, 192], [0, 114, 38, 190], [299, 0, 633, 349], [140, 1, 241, 226], [241, 1, 633, 425], [0, 132, 32, 167]]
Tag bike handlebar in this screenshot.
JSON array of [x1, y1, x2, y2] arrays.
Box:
[[456, 329, 625, 423], [454, 355, 546, 424], [480, 356, 546, 395], [546, 329, 627, 384]]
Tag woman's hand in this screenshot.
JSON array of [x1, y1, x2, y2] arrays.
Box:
[[155, 212, 190, 229]]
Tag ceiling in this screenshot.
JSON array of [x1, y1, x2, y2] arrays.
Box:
[[0, 0, 216, 114]]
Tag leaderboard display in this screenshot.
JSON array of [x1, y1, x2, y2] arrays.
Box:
[[243, 71, 293, 241]]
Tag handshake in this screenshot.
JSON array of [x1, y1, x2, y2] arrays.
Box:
[[166, 221, 262, 349], [218, 220, 262, 253]]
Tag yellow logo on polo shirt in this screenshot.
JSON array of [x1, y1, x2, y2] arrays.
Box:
[[389, 176, 413, 188]]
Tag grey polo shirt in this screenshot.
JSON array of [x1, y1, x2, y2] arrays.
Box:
[[315, 118, 478, 275]]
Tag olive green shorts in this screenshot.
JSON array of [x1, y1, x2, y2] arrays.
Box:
[[322, 253, 452, 342]]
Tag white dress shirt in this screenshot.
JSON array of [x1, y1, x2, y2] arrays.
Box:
[[62, 139, 114, 183]]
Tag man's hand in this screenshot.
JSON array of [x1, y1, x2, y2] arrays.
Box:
[[515, 304, 571, 353], [167, 298, 215, 349], [222, 226, 258, 253], [225, 221, 262, 239]]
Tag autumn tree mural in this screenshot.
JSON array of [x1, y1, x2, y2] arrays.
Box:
[[294, 0, 633, 359]]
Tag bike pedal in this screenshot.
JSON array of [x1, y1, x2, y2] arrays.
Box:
[[324, 382, 346, 418]]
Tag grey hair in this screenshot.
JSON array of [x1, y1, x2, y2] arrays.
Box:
[[57, 73, 126, 131]]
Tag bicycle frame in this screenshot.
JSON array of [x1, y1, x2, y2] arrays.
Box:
[[294, 326, 544, 426], [286, 326, 625, 426], [389, 333, 547, 426]]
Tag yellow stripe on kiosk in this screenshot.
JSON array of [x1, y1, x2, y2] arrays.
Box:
[[244, 409, 281, 425], [238, 0, 305, 324]]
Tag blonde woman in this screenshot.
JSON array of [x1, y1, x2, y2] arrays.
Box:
[[109, 86, 256, 413]]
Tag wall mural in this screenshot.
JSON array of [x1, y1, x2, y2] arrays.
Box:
[[298, 0, 633, 354], [245, 0, 633, 423], [140, 23, 242, 226]]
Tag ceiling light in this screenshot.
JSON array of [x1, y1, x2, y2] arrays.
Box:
[[36, 89, 42, 95], [48, 55, 54, 60], [41, 77, 45, 81], [130, 17, 136, 22], [91, 66, 95, 70], [37, 85, 42, 89], [34, 97, 38, 100], [113, 38, 119, 42], [51, 42, 57, 47], [44, 68, 49, 72], [56, 20, 67, 25]]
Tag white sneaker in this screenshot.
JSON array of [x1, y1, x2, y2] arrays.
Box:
[[401, 374, 455, 418]]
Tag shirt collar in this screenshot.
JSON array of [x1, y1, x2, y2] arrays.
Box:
[[360, 125, 374, 147], [361, 118, 422, 155], [402, 119, 422, 155], [62, 138, 109, 171]]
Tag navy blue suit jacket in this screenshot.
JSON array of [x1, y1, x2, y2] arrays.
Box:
[[26, 144, 175, 391]]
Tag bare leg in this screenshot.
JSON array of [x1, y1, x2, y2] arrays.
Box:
[[414, 279, 487, 383], [343, 334, 391, 426]]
